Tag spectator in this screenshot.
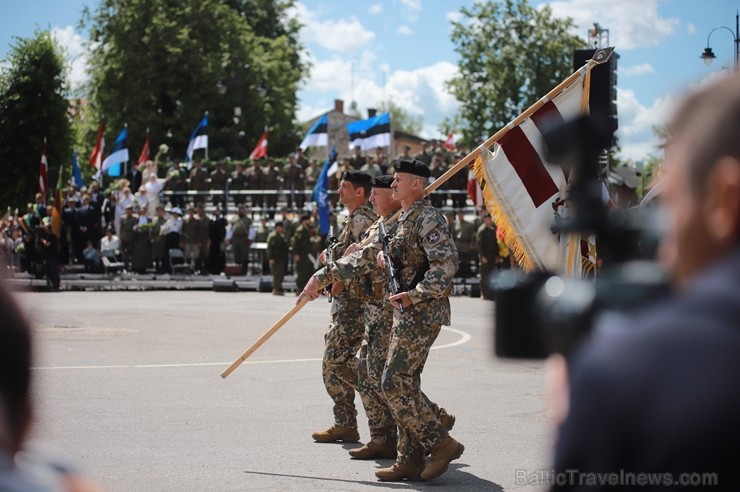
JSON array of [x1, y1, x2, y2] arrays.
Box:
[[246, 160, 264, 208], [196, 204, 210, 275], [267, 221, 289, 295], [118, 204, 137, 270], [262, 159, 281, 216], [304, 159, 319, 190], [83, 240, 102, 273], [476, 214, 498, 299], [37, 217, 60, 291], [142, 173, 170, 217], [361, 155, 382, 178], [454, 209, 476, 277], [349, 145, 365, 170], [209, 161, 229, 200], [160, 207, 183, 273], [0, 283, 104, 491], [230, 163, 248, 206], [181, 207, 201, 271], [150, 206, 168, 273], [229, 206, 252, 271], [208, 207, 227, 274], [189, 159, 208, 206], [100, 226, 121, 259], [283, 154, 306, 210]]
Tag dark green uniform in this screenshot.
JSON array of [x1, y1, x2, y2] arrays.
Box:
[[291, 223, 314, 291], [267, 230, 289, 293], [476, 222, 498, 297]]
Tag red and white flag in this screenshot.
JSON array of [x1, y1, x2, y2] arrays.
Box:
[[443, 131, 455, 151], [473, 67, 589, 272], [89, 120, 105, 171], [38, 138, 48, 198], [249, 132, 268, 160], [137, 130, 150, 166]]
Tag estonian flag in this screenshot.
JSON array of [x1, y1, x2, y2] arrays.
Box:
[[313, 146, 337, 236], [347, 112, 391, 151], [300, 113, 328, 149], [186, 113, 208, 162], [102, 126, 129, 177]]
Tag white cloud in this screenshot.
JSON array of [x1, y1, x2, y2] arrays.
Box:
[[397, 25, 413, 36], [686, 22, 696, 34], [290, 2, 375, 53], [368, 3, 383, 15], [622, 63, 655, 76], [616, 88, 675, 160], [51, 26, 89, 92], [399, 0, 421, 12], [545, 0, 680, 50], [446, 11, 463, 24]]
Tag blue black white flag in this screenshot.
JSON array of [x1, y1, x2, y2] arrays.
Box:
[[300, 113, 328, 149], [313, 146, 337, 236], [186, 113, 208, 162], [102, 127, 129, 177], [347, 112, 391, 151]]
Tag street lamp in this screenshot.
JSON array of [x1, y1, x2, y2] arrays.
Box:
[[700, 11, 739, 71]]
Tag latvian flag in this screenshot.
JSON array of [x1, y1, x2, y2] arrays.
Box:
[[38, 138, 48, 198], [473, 65, 590, 273], [249, 132, 268, 160], [102, 126, 129, 177], [186, 113, 208, 162], [347, 112, 391, 151], [443, 131, 455, 151], [89, 120, 105, 173], [300, 113, 328, 149]]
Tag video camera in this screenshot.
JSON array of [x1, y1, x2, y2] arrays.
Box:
[[490, 114, 669, 359]]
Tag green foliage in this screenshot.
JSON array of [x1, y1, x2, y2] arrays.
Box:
[[378, 100, 423, 136], [0, 30, 72, 209], [447, 0, 586, 145], [80, 0, 308, 172]]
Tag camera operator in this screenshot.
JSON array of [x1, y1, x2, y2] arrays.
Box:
[[550, 74, 740, 490]]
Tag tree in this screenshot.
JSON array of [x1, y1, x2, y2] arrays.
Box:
[[80, 0, 308, 168], [377, 100, 423, 136], [447, 0, 586, 146], [0, 30, 72, 209]]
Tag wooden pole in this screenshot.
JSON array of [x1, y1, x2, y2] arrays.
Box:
[[221, 298, 309, 378], [219, 48, 614, 379]]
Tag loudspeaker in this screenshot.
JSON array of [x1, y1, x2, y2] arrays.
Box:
[[213, 279, 237, 292]]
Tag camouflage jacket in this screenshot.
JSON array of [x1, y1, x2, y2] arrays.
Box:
[[330, 203, 377, 298], [390, 198, 457, 324], [316, 212, 399, 300]]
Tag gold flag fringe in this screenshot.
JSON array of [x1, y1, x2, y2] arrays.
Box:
[[472, 153, 535, 271]]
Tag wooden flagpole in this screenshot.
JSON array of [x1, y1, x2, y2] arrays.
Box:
[[220, 47, 614, 379]]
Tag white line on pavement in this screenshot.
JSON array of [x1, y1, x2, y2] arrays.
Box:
[[31, 326, 472, 371]]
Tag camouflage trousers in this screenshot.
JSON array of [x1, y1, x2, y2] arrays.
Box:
[[322, 296, 364, 428], [381, 303, 449, 463], [358, 301, 396, 445]]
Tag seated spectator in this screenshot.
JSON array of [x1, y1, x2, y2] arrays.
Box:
[[82, 240, 102, 273], [100, 227, 121, 259]]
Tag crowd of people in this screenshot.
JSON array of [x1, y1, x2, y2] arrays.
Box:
[[0, 142, 513, 292]]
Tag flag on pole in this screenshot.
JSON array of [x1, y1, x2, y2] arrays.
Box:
[[443, 131, 455, 151], [38, 138, 48, 198], [102, 126, 129, 177], [300, 114, 328, 149], [249, 132, 269, 160], [186, 114, 208, 162], [347, 112, 391, 151], [51, 165, 63, 238], [313, 145, 337, 236], [137, 130, 150, 166], [71, 151, 84, 188], [472, 64, 591, 273], [89, 120, 105, 172]]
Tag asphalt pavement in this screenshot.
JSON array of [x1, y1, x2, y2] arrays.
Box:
[[16, 290, 553, 491]]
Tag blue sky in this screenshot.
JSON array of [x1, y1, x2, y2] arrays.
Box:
[[0, 0, 734, 161]]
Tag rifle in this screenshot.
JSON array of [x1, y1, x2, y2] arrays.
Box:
[[378, 220, 404, 314], [325, 225, 338, 302]]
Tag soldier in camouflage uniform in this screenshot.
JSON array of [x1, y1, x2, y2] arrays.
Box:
[[378, 159, 463, 482], [290, 214, 314, 291], [309, 171, 377, 445], [298, 175, 455, 466]]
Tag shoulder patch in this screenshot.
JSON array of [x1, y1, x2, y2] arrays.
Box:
[[426, 230, 441, 245]]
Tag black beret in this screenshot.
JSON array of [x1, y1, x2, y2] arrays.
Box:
[[341, 170, 372, 186], [371, 175, 393, 188], [393, 159, 431, 178]]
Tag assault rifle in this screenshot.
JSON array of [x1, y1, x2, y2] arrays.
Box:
[[378, 220, 404, 314], [325, 225, 338, 302]]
